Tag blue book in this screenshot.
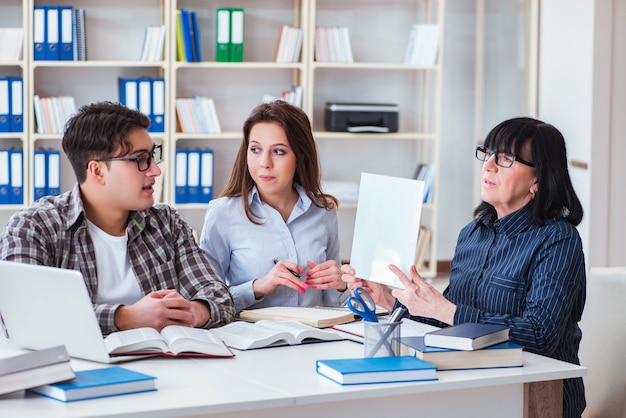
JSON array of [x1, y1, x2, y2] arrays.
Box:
[[28, 366, 156, 402], [316, 356, 437, 385], [423, 323, 510, 351], [400, 336, 523, 370]]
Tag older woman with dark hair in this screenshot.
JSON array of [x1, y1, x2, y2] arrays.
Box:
[[342, 117, 586, 417], [201, 100, 348, 313]]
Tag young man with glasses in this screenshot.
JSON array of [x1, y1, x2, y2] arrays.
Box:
[[0, 101, 235, 335]]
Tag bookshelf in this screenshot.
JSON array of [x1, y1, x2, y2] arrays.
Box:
[[0, 0, 442, 277]]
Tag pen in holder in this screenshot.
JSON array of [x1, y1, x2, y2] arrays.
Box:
[[364, 319, 401, 357]]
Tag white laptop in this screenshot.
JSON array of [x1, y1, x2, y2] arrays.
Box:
[[0, 260, 144, 363]]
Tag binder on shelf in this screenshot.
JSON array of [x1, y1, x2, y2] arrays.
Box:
[[175, 150, 188, 204], [72, 8, 86, 61], [9, 77, 23, 132], [175, 9, 186, 62], [180, 9, 195, 63], [216, 8, 230, 62], [9, 149, 23, 204], [150, 79, 165, 132], [191, 10, 202, 62], [33, 150, 47, 200], [186, 150, 201, 203], [46, 150, 61, 197], [200, 149, 214, 203], [138, 79, 152, 131], [0, 78, 9, 132], [59, 6, 74, 61], [0, 150, 9, 204], [33, 6, 46, 60], [118, 78, 138, 110], [45, 6, 60, 60], [229, 8, 244, 62]]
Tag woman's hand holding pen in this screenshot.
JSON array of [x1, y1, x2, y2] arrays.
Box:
[[305, 260, 347, 291], [253, 260, 308, 298], [340, 264, 396, 312], [390, 264, 456, 325]]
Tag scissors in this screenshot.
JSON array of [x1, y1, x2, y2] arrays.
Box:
[[347, 287, 378, 322]]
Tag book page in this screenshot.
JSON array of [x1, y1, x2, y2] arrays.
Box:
[[211, 321, 293, 350], [104, 327, 168, 354], [160, 326, 232, 356], [256, 320, 343, 343]]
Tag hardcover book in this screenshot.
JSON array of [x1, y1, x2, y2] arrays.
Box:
[[238, 306, 356, 328], [0, 345, 75, 395], [211, 319, 344, 350], [28, 366, 156, 402], [316, 355, 437, 385], [104, 325, 234, 358], [400, 336, 523, 370], [424, 323, 510, 351]]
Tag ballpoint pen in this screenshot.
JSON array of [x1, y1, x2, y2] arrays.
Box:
[[273, 259, 301, 279], [366, 306, 407, 357]]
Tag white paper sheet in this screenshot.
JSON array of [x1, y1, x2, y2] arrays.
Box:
[[349, 173, 425, 289]]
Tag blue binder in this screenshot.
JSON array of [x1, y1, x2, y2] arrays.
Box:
[[46, 150, 61, 197], [191, 11, 202, 62], [118, 78, 139, 110], [0, 150, 9, 204], [138, 78, 152, 130], [199, 149, 214, 203], [33, 6, 47, 60], [45, 6, 60, 60], [59, 6, 74, 61], [175, 149, 188, 204], [180, 9, 195, 62], [150, 79, 165, 132], [186, 149, 201, 203], [0, 78, 9, 132], [9, 149, 23, 204], [33, 150, 48, 200], [9, 77, 23, 132]]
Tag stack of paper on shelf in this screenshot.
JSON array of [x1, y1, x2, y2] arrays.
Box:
[[29, 366, 156, 402], [211, 319, 344, 350], [139, 24, 166, 62], [175, 96, 221, 134], [314, 26, 353, 63], [316, 356, 437, 385], [322, 180, 359, 205], [0, 28, 24, 61], [400, 336, 523, 370], [404, 24, 439, 66], [0, 345, 75, 395], [261, 85, 303, 108], [239, 306, 356, 328], [274, 25, 303, 63], [32, 95, 77, 134]]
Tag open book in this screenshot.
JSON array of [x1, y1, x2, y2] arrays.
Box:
[[239, 306, 356, 328], [104, 325, 234, 358], [210, 320, 345, 350]]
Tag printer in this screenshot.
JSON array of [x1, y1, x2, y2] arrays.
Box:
[[324, 102, 399, 133]]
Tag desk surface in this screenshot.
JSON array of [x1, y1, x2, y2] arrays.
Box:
[[0, 335, 586, 418]]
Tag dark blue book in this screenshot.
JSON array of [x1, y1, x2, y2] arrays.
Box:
[[424, 323, 510, 351], [400, 336, 523, 370], [316, 356, 437, 385], [28, 366, 156, 402]]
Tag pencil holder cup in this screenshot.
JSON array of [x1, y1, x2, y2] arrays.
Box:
[[363, 320, 401, 357]]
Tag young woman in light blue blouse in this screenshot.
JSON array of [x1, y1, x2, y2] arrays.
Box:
[[200, 101, 348, 313]]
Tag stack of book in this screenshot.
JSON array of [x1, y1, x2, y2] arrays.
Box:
[[175, 96, 221, 134], [0, 345, 75, 395], [261, 85, 303, 109], [139, 25, 166, 62], [274, 25, 303, 63], [314, 26, 353, 63], [400, 323, 523, 370], [32, 95, 77, 134]]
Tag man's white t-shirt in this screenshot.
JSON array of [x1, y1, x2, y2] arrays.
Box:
[[87, 220, 144, 305]]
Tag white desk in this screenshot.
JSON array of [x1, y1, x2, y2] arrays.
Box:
[[0, 338, 585, 418]]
